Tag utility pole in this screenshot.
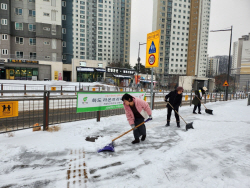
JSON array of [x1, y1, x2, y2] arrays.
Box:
[[210, 26, 233, 101]]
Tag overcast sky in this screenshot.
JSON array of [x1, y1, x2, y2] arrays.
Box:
[[129, 0, 250, 67]]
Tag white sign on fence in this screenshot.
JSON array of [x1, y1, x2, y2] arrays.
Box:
[[77, 92, 146, 113]]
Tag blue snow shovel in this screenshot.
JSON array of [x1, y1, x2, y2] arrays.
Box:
[[98, 118, 152, 153]]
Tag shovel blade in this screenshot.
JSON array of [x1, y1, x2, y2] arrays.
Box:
[[186, 122, 194, 131], [205, 109, 213, 115], [98, 143, 115, 153]]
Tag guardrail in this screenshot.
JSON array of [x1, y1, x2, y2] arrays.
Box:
[[0, 90, 247, 134]]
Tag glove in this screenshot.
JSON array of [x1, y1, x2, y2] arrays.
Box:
[[149, 115, 153, 120], [131, 124, 136, 130]]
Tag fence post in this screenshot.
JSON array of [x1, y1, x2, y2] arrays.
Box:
[[88, 86, 90, 91], [44, 85, 46, 91], [190, 91, 192, 106], [215, 92, 217, 102], [220, 93, 221, 101], [236, 93, 238, 100], [97, 111, 101, 122], [204, 93, 206, 104], [1, 83, 3, 96], [152, 92, 155, 110], [210, 93, 212, 103], [230, 93, 231, 100], [61, 85, 63, 95], [43, 91, 50, 131]]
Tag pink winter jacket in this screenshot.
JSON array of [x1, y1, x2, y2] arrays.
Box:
[[123, 97, 152, 125]]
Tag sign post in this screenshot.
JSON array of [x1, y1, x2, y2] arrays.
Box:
[[145, 29, 161, 110]]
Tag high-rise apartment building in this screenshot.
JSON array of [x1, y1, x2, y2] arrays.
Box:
[[0, 0, 63, 80], [62, 0, 131, 65], [232, 33, 250, 90], [152, 0, 211, 82], [0, 0, 62, 61], [207, 57, 219, 77]]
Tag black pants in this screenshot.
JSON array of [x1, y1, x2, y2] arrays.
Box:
[[167, 106, 180, 122], [133, 118, 146, 139], [193, 103, 201, 112]]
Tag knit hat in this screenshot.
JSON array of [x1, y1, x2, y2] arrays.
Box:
[[203, 87, 207, 91], [176, 87, 184, 92]]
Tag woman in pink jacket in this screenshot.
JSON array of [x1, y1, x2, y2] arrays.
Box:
[[122, 94, 152, 144]]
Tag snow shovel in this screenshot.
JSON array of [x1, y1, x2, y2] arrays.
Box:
[[195, 96, 213, 115], [98, 118, 152, 153], [167, 102, 194, 131]]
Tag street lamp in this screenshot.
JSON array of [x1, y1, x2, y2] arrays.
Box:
[[137, 42, 147, 88], [210, 26, 233, 101]]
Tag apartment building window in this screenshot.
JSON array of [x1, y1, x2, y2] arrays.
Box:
[[62, 28, 66, 34], [52, 53, 57, 61], [52, 39, 57, 49], [51, 10, 56, 21], [29, 10, 36, 17], [43, 0, 50, 2], [15, 8, 23, 15], [62, 1, 66, 7], [51, 0, 56, 6], [44, 12, 50, 16], [62, 41, 66, 47], [16, 37, 24, 44], [62, 15, 66, 20], [45, 56, 50, 59], [44, 41, 50, 45], [2, 49, 8, 55], [16, 51, 24, 58], [15, 23, 23, 30], [1, 19, 7, 25], [2, 34, 8, 40], [1, 3, 7, 10], [51, 24, 56, 35], [29, 38, 36, 45], [29, 0, 35, 2], [28, 24, 36, 32], [30, 52, 36, 59]]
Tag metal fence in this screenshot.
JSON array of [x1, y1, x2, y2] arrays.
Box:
[[0, 90, 248, 134]]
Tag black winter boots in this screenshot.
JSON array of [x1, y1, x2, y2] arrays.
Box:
[[132, 138, 140, 144], [177, 122, 180, 128], [141, 135, 146, 141], [166, 121, 170, 127]]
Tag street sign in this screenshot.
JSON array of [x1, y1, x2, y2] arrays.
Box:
[[223, 80, 229, 86], [145, 29, 161, 68], [51, 87, 56, 91], [0, 101, 18, 119]]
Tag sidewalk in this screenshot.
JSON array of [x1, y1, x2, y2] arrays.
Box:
[[0, 99, 250, 188]]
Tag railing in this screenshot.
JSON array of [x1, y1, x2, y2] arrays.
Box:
[[0, 90, 248, 134]]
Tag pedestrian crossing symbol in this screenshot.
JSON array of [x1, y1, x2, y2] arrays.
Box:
[[149, 41, 156, 54], [223, 81, 229, 87]]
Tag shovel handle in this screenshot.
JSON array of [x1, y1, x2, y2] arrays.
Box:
[[167, 102, 187, 124], [112, 121, 146, 142], [195, 96, 207, 109]]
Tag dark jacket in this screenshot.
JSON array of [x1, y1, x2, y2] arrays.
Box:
[[192, 89, 205, 106], [165, 90, 182, 109]]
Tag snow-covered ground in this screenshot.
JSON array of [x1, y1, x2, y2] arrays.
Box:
[[0, 99, 250, 188]]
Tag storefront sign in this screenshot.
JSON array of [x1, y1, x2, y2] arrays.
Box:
[[0, 101, 18, 119], [77, 92, 146, 113], [54, 71, 58, 80], [77, 67, 94, 72], [0, 59, 7, 63], [95, 68, 106, 72], [8, 59, 39, 64]]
